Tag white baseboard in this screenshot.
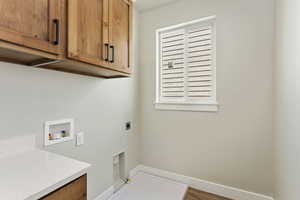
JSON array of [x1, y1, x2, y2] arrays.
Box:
[[132, 165, 274, 200], [94, 186, 114, 200], [129, 165, 141, 179]]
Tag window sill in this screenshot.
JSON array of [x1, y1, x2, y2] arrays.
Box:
[[154, 102, 219, 112]]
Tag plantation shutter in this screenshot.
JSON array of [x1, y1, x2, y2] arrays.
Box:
[[160, 29, 185, 100], [156, 16, 217, 111], [186, 25, 214, 100]]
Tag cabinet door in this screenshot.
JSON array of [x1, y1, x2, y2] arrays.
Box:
[[68, 0, 109, 67], [0, 0, 65, 55], [40, 175, 87, 200], [108, 0, 132, 73]]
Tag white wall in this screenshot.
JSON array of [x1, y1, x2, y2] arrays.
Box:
[[139, 0, 274, 196], [274, 0, 300, 199], [0, 9, 140, 200]]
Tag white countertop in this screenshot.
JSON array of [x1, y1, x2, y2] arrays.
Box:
[[0, 149, 91, 200]]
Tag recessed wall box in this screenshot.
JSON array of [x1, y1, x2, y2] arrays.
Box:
[[113, 151, 126, 192], [44, 119, 74, 146]]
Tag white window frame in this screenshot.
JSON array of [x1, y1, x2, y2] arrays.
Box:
[[155, 16, 219, 112]]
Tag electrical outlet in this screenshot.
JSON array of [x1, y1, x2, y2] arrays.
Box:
[[76, 132, 84, 146], [125, 122, 131, 131]]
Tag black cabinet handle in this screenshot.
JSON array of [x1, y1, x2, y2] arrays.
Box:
[[53, 19, 60, 45], [110, 45, 115, 63], [104, 43, 109, 61]]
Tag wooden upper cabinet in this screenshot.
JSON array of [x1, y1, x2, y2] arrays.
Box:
[[68, 0, 108, 67], [0, 0, 65, 55], [0, 0, 132, 78], [68, 0, 132, 74], [108, 0, 132, 74]]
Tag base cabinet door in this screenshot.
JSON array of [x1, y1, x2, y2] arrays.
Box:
[[40, 175, 87, 200], [108, 0, 132, 73], [0, 0, 65, 55]]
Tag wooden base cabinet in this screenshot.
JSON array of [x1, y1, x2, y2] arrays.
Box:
[[0, 0, 133, 78], [40, 175, 87, 200]]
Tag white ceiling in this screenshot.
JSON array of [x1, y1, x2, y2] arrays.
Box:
[[134, 0, 179, 12]]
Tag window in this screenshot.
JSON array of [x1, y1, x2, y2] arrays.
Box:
[[155, 16, 218, 112]]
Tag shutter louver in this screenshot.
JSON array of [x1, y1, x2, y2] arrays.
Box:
[[186, 25, 213, 99], [157, 17, 216, 109], [160, 29, 185, 99]]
